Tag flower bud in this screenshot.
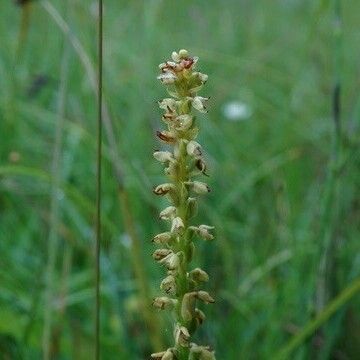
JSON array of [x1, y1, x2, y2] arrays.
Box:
[[186, 140, 202, 157], [160, 275, 176, 295], [196, 290, 215, 304], [153, 249, 172, 261], [189, 268, 209, 283], [174, 324, 190, 347], [153, 232, 172, 244], [171, 216, 185, 234], [178, 49, 189, 58], [171, 51, 180, 62], [159, 206, 177, 221], [153, 151, 174, 163], [153, 183, 175, 195], [192, 96, 209, 113], [152, 297, 177, 310]]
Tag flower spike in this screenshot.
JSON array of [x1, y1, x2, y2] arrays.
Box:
[[151, 49, 215, 359]]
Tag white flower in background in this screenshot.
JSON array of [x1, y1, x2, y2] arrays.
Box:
[[222, 100, 252, 121], [120, 233, 131, 248]]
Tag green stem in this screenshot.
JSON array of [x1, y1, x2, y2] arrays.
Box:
[[174, 101, 191, 360]]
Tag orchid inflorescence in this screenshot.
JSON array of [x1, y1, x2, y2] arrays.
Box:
[[151, 49, 216, 360]]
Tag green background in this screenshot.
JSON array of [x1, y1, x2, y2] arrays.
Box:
[[0, 0, 359, 359]]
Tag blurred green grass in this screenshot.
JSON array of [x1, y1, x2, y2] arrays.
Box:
[[0, 0, 360, 359]]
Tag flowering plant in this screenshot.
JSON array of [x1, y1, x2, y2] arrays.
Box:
[[151, 49, 216, 360]]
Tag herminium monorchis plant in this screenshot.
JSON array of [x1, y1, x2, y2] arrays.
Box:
[[151, 49, 216, 360]]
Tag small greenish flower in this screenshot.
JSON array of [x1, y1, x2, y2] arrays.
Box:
[[154, 151, 175, 163], [152, 297, 177, 310], [186, 181, 211, 195], [186, 140, 202, 157], [171, 217, 185, 234], [152, 232, 173, 244], [161, 275, 177, 295], [159, 206, 177, 221], [189, 224, 215, 241], [189, 268, 209, 283], [174, 324, 191, 347], [151, 49, 216, 360], [153, 183, 175, 195]]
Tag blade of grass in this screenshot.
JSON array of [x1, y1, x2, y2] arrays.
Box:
[[40, 3, 164, 349], [0, 165, 117, 236], [42, 3, 70, 357], [275, 277, 360, 359], [40, 0, 124, 186], [315, 0, 343, 315], [95, 0, 103, 357]]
